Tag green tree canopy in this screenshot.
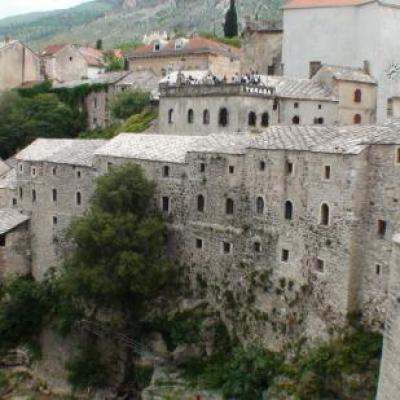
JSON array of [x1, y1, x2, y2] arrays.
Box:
[[0, 91, 84, 159], [110, 90, 151, 120], [59, 163, 174, 326], [223, 0, 239, 38]]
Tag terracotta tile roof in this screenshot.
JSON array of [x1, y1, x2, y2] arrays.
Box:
[[284, 0, 373, 8], [128, 37, 240, 60], [78, 46, 104, 68], [41, 44, 68, 56]]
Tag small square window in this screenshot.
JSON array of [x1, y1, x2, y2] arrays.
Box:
[[12, 198, 17, 206], [200, 163, 206, 173], [324, 165, 331, 180], [53, 216, 58, 226], [0, 234, 5, 247], [259, 161, 266, 171], [281, 249, 289, 262], [286, 161, 294, 175], [318, 104, 322, 110], [294, 102, 299, 109], [254, 242, 261, 253], [196, 238, 203, 249], [229, 166, 235, 174], [162, 196, 170, 212], [316, 258, 324, 273], [76, 170, 81, 179], [223, 242, 232, 254], [378, 220, 387, 237]]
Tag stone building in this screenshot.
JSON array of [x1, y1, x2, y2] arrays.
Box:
[[13, 121, 400, 348], [53, 70, 159, 130], [0, 208, 31, 280], [241, 19, 283, 76], [127, 37, 241, 78], [158, 65, 377, 135], [0, 39, 42, 91], [41, 44, 105, 82], [281, 0, 400, 123]]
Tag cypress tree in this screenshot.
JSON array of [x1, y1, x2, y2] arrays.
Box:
[[224, 0, 238, 38]]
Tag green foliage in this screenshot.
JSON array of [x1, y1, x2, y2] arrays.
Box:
[[104, 51, 124, 72], [200, 32, 241, 48], [115, 108, 157, 133], [0, 91, 84, 159], [223, 0, 238, 38], [0, 276, 51, 350], [114, 40, 144, 53], [59, 163, 174, 325], [66, 346, 107, 390], [110, 90, 151, 120], [96, 38, 103, 50], [135, 365, 154, 390]]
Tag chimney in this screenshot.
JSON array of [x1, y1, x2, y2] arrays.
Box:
[[363, 60, 370, 75]]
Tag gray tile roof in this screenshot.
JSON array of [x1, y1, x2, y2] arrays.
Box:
[[95, 133, 252, 163], [16, 139, 107, 167], [318, 65, 377, 84], [251, 121, 400, 154], [0, 209, 29, 235], [0, 169, 17, 190], [53, 71, 129, 89]]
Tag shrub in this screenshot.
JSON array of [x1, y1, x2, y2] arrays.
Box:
[[110, 90, 151, 120]]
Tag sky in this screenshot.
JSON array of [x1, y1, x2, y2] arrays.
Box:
[[0, 0, 91, 19]]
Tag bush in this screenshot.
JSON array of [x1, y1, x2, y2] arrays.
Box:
[[66, 346, 107, 390], [110, 90, 151, 120]]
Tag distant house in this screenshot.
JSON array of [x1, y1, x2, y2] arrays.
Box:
[[0, 39, 42, 91], [127, 36, 241, 77], [41, 44, 105, 82]]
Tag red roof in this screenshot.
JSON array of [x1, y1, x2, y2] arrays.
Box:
[[41, 44, 67, 56], [284, 0, 373, 8], [78, 47, 104, 68], [129, 37, 240, 59]]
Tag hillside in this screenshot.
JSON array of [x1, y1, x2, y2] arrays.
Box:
[[0, 0, 283, 50]]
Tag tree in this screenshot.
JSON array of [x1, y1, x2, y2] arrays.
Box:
[[110, 90, 151, 120], [224, 0, 238, 38], [59, 163, 174, 326], [103, 50, 124, 72], [0, 91, 84, 159]]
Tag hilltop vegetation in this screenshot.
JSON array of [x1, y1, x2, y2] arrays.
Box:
[[0, 0, 283, 50]]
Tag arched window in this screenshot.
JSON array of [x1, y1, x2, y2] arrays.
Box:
[[168, 109, 174, 124], [354, 114, 361, 124], [226, 198, 234, 215], [197, 194, 205, 212], [354, 89, 362, 103], [261, 112, 269, 127], [256, 197, 264, 214], [284, 201, 293, 220], [292, 115, 300, 125], [320, 203, 330, 226], [248, 111, 257, 127], [76, 192, 82, 206], [219, 108, 229, 127], [187, 109, 194, 124], [203, 109, 210, 125]]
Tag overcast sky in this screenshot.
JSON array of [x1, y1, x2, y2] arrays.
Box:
[[0, 0, 91, 19]]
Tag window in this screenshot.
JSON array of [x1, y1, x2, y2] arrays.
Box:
[[281, 249, 289, 262], [69, 56, 73, 62], [107, 162, 113, 172], [354, 114, 361, 124], [187, 109, 194, 124], [93, 118, 97, 126], [19, 187, 23, 200], [197, 195, 205, 212], [376, 264, 381, 275], [162, 196, 170, 212], [318, 104, 322, 110], [294, 102, 299, 109], [203, 109, 210, 125], [388, 99, 394, 118], [196, 238, 203, 249], [200, 163, 206, 173], [0, 234, 5, 247], [396, 148, 400, 164], [320, 203, 330, 226], [259, 161, 266, 171], [284, 201, 293, 220], [53, 216, 58, 226], [256, 197, 264, 214], [292, 115, 300, 125], [354, 89, 362, 103], [286, 161, 294, 175], [162, 166, 170, 178], [223, 242, 232, 254], [31, 167, 36, 177], [12, 198, 17, 206], [52, 189, 57, 202], [268, 65, 275, 76], [175, 39, 184, 50], [261, 112, 269, 127], [154, 41, 161, 52], [315, 117, 324, 125], [254, 242, 261, 253], [219, 108, 229, 127], [229, 166, 235, 174], [32, 189, 36, 203], [168, 109, 174, 124], [322, 166, 331, 180], [76, 170, 81, 179], [378, 220, 387, 237], [316, 258, 325, 273], [52, 167, 57, 176], [19, 163, 23, 173], [226, 198, 234, 215], [76, 192, 82, 206], [248, 111, 257, 127], [94, 98, 98, 109], [273, 99, 279, 111]]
